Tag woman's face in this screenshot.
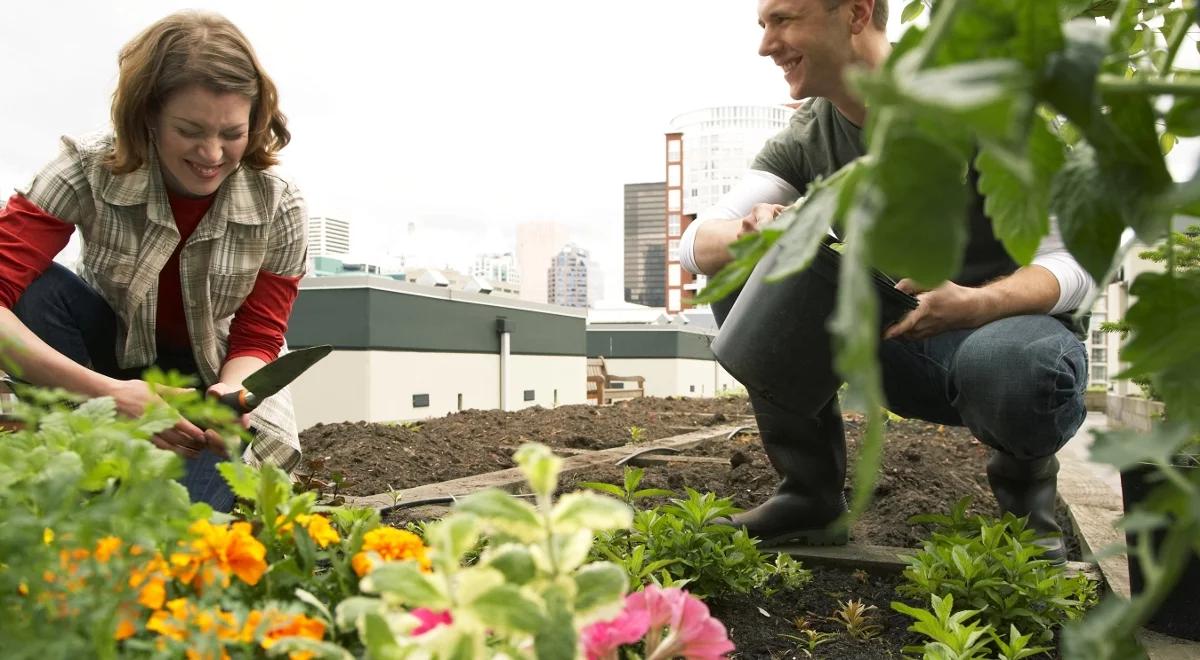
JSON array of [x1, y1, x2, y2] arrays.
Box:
[[153, 85, 252, 198]]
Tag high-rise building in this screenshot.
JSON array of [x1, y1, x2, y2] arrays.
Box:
[[664, 105, 792, 312], [548, 243, 592, 308], [471, 252, 521, 297], [309, 216, 351, 257], [516, 221, 570, 304], [624, 182, 667, 308]]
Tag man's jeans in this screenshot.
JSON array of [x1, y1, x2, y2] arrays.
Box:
[[876, 314, 1088, 460], [11, 263, 236, 512]]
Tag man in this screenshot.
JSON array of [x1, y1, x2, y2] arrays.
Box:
[[682, 0, 1092, 561]]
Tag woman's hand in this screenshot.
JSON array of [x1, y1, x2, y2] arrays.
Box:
[[107, 378, 212, 458]]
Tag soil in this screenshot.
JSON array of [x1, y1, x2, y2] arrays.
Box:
[[301, 396, 1080, 555], [708, 566, 915, 659]]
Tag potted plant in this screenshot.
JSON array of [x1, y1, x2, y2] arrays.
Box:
[[1118, 430, 1200, 640]]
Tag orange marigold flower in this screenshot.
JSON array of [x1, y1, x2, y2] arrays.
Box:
[[17, 582, 28, 596], [115, 616, 137, 641], [138, 577, 167, 610], [352, 528, 431, 576], [259, 612, 327, 650], [95, 536, 122, 563], [42, 570, 56, 584], [147, 598, 191, 641], [185, 520, 267, 587], [301, 515, 340, 548]]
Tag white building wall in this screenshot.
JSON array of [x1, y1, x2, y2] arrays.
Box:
[[290, 350, 589, 428], [602, 357, 741, 399], [506, 355, 588, 410]]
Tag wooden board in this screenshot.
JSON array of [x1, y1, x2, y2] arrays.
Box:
[[770, 542, 1100, 581], [339, 424, 747, 510], [1056, 449, 1131, 598]]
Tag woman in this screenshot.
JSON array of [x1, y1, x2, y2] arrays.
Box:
[[0, 11, 308, 512]]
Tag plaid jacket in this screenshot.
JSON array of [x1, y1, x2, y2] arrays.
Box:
[[20, 133, 308, 471]]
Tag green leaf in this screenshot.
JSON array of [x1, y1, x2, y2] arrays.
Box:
[[468, 584, 545, 634], [976, 115, 1065, 265], [550, 492, 632, 534], [899, 59, 1033, 139], [514, 443, 562, 498], [578, 481, 625, 499], [360, 561, 449, 608], [551, 530, 597, 573], [693, 231, 775, 304], [1160, 131, 1177, 155], [1119, 271, 1200, 424], [573, 563, 628, 619], [428, 515, 481, 562], [1165, 97, 1200, 137], [901, 0, 924, 24], [534, 585, 577, 660], [1042, 20, 1109, 130], [217, 461, 260, 501], [361, 612, 402, 655], [455, 488, 542, 541], [485, 543, 537, 585], [866, 126, 968, 285], [1048, 144, 1126, 282], [767, 161, 866, 281]]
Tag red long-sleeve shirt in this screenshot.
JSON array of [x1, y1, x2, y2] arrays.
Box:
[[0, 193, 298, 365]]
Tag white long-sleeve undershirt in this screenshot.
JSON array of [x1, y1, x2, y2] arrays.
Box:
[[679, 169, 1094, 315]]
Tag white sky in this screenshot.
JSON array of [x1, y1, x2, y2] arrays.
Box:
[[1, 2, 1194, 301]]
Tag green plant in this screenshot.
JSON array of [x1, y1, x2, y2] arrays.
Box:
[[627, 425, 647, 443], [897, 506, 1096, 651], [332, 443, 635, 658], [584, 468, 811, 599], [992, 623, 1053, 660], [831, 598, 883, 640], [782, 617, 838, 658], [696, 3, 1200, 655], [892, 593, 995, 660]]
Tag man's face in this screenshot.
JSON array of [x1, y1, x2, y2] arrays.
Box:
[[757, 0, 854, 101]]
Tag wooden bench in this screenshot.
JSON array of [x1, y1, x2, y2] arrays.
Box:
[[586, 357, 646, 405]]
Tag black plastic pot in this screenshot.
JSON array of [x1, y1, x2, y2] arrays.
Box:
[[1120, 461, 1200, 640], [710, 241, 917, 417]]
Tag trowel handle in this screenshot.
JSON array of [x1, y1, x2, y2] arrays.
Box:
[[216, 389, 260, 415]]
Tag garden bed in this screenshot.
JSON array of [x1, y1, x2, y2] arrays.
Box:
[[301, 396, 1079, 555]]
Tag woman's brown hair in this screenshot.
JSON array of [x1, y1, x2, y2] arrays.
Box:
[[106, 11, 290, 174]]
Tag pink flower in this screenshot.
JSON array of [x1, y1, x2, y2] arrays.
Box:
[[410, 608, 452, 636], [636, 586, 735, 660], [581, 600, 651, 660]]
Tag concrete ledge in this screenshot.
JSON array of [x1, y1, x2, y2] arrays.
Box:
[[1107, 393, 1165, 432]]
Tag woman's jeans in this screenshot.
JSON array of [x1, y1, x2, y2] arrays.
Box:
[[11, 263, 236, 512]]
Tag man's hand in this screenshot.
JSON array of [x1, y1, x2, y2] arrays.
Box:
[[107, 379, 211, 459], [883, 279, 985, 341], [738, 203, 786, 238]]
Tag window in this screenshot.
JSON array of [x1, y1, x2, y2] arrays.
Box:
[[667, 139, 681, 162], [413, 394, 430, 408], [668, 164, 681, 187], [669, 263, 681, 286], [1091, 365, 1107, 382], [1091, 347, 1106, 363], [669, 239, 680, 262], [668, 214, 681, 236], [668, 189, 681, 212], [1091, 330, 1103, 344], [668, 289, 681, 312]]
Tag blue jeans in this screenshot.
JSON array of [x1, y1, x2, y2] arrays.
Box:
[[878, 314, 1088, 460], [11, 263, 236, 512]]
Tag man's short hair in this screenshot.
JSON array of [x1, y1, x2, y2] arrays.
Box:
[[825, 0, 888, 32]]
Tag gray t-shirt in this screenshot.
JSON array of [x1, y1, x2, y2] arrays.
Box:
[[751, 98, 866, 195]]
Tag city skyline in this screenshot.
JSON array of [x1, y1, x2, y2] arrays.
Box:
[[0, 1, 917, 304]]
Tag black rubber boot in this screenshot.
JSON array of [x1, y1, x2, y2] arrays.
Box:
[[718, 393, 849, 547], [986, 451, 1066, 564]]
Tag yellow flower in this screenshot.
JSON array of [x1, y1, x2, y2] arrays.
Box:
[[138, 577, 166, 610], [301, 515, 340, 548], [147, 598, 191, 641], [95, 536, 122, 563], [43, 528, 54, 545], [17, 582, 28, 596], [351, 527, 431, 576]]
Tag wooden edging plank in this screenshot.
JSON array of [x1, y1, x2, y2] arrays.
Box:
[[769, 543, 1100, 581], [340, 424, 747, 511]]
